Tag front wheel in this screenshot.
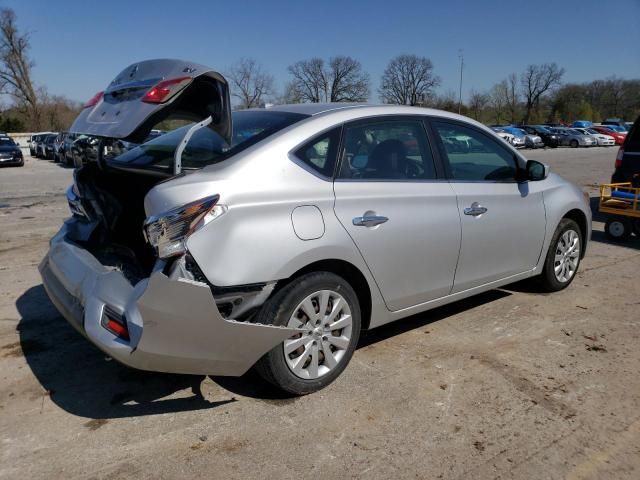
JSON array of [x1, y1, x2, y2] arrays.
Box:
[[538, 219, 582, 292], [570, 139, 579, 148], [254, 272, 361, 395]]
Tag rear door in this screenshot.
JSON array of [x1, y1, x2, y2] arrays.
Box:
[[429, 119, 546, 292], [333, 117, 461, 311], [70, 59, 232, 144]]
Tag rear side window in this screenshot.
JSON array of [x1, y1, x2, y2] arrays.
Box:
[[433, 121, 518, 182], [293, 127, 341, 178]]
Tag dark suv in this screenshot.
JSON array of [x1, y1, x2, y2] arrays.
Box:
[[612, 116, 640, 183]]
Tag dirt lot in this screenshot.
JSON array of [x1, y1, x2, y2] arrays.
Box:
[[1, 148, 639, 480]]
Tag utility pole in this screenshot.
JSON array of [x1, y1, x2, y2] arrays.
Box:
[[458, 50, 464, 115]]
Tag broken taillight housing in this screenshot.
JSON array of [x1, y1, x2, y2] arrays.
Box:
[[142, 76, 192, 104], [143, 195, 226, 259]]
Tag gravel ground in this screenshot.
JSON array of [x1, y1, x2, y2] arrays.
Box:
[[1, 148, 639, 480]]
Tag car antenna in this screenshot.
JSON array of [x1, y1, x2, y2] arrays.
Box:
[[174, 115, 213, 175]]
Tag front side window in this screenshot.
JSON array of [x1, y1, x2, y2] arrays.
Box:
[[293, 127, 340, 178], [433, 121, 518, 182], [338, 119, 436, 180]]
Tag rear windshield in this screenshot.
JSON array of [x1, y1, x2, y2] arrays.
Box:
[[0, 138, 15, 146], [109, 110, 308, 172]]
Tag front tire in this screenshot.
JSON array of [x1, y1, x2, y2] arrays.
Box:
[[538, 219, 582, 292], [570, 139, 579, 148], [254, 272, 361, 395]]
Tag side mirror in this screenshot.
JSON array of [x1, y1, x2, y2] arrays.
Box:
[[526, 159, 549, 181]]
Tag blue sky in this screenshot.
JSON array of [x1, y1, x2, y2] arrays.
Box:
[[3, 0, 640, 104]]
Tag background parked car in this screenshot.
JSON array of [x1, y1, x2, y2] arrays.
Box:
[[573, 127, 615, 146], [491, 128, 516, 145], [491, 127, 525, 148], [43, 134, 58, 159], [0, 136, 24, 167], [35, 136, 47, 157], [602, 118, 627, 129], [611, 116, 640, 183], [591, 125, 626, 145], [522, 125, 560, 148], [62, 133, 79, 166], [605, 125, 628, 135], [53, 132, 66, 162], [572, 120, 593, 128], [29, 132, 52, 156], [501, 126, 544, 149], [550, 127, 597, 148]]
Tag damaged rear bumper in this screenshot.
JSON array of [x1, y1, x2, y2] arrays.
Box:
[[39, 223, 298, 376]]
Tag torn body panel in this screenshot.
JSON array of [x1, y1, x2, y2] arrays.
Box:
[[39, 223, 300, 377]]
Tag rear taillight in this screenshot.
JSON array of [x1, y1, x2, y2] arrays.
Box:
[[143, 195, 226, 259], [142, 76, 192, 104], [615, 148, 624, 169], [84, 91, 103, 108]]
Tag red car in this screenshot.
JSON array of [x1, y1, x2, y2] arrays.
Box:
[[592, 125, 627, 145]]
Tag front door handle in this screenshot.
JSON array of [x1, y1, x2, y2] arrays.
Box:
[[353, 215, 389, 227], [463, 203, 488, 216]]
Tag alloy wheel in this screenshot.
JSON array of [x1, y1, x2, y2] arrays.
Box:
[[284, 290, 353, 380], [554, 229, 580, 283]]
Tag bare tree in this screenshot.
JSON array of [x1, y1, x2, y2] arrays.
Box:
[[468, 89, 489, 120], [327, 56, 369, 102], [287, 56, 369, 103], [488, 83, 507, 123], [0, 8, 40, 129], [379, 54, 440, 105], [226, 58, 274, 109], [603, 76, 625, 117], [505, 73, 520, 124], [520, 63, 564, 124], [38, 88, 82, 130], [431, 89, 458, 112]]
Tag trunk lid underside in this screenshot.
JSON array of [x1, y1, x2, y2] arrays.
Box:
[[70, 58, 232, 144]]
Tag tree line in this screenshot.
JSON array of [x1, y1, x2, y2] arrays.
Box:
[[1, 7, 638, 133]]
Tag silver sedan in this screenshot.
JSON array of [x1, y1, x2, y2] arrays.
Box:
[[39, 59, 592, 394], [551, 127, 598, 147]]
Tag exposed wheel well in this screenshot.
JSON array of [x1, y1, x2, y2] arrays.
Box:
[[283, 259, 373, 330], [562, 209, 589, 258]]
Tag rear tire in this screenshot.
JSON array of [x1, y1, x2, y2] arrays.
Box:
[[538, 219, 582, 292], [605, 217, 632, 242], [254, 272, 361, 395]]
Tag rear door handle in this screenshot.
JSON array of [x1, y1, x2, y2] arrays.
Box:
[[353, 215, 389, 227], [463, 203, 488, 216]]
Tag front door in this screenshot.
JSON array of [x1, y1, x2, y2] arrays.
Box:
[[333, 117, 461, 311], [430, 120, 547, 293]]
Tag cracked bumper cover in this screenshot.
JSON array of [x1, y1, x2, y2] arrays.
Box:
[[39, 224, 298, 376]]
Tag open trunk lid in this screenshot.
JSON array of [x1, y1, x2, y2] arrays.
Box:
[[70, 59, 232, 144]]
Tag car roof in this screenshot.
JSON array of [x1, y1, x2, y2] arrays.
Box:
[[263, 103, 374, 116], [255, 103, 491, 128]]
